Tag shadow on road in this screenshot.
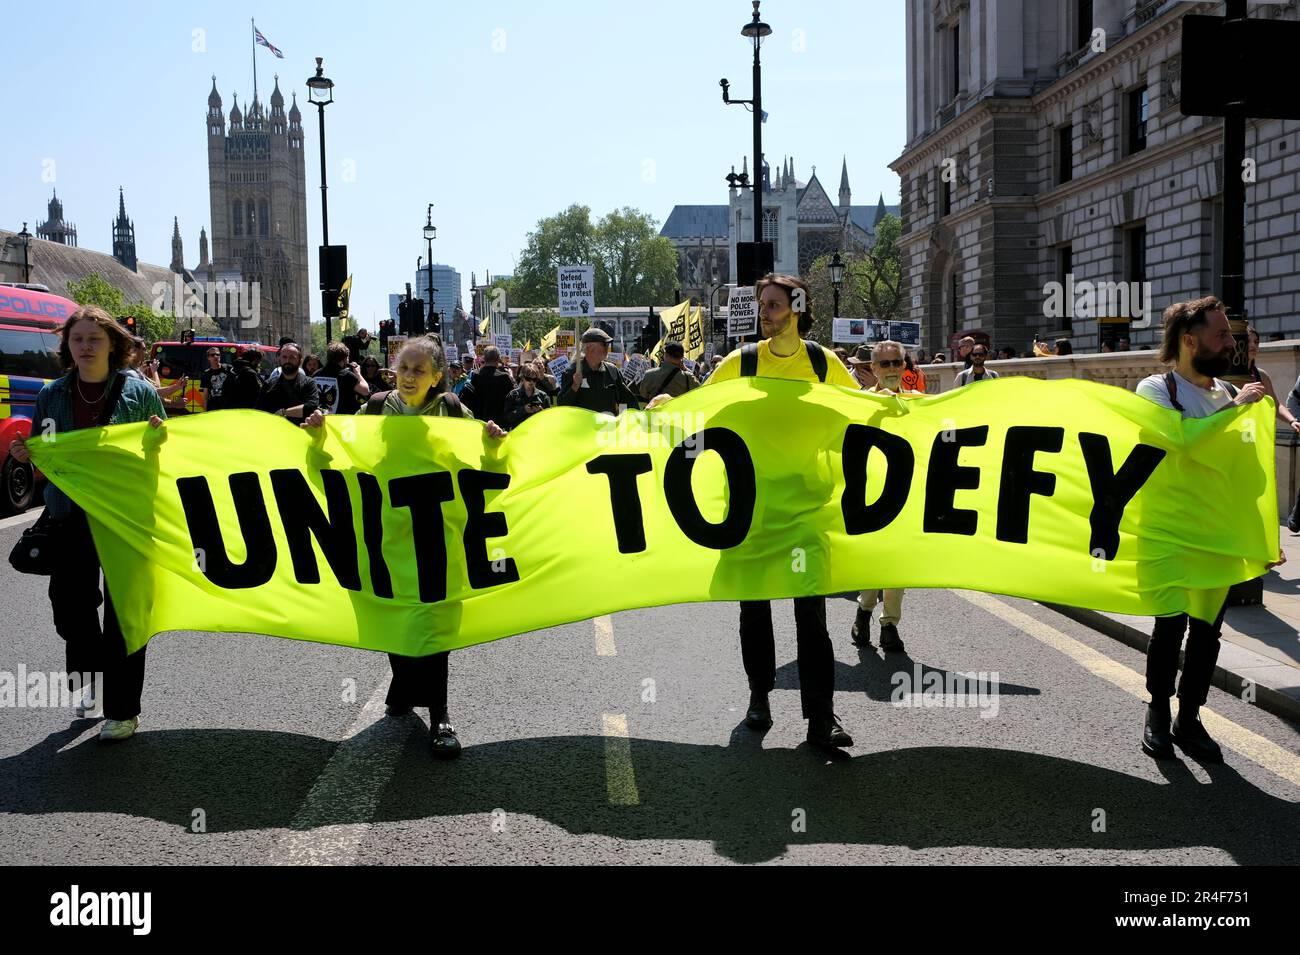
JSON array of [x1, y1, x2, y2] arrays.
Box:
[[1, 720, 1294, 864]]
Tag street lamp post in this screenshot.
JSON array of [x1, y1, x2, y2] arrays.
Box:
[[306, 56, 335, 343], [829, 251, 845, 321], [17, 223, 32, 284], [423, 204, 438, 340], [720, 2, 771, 250]]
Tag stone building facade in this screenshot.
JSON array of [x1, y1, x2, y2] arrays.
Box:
[[891, 0, 1300, 356], [661, 157, 899, 306], [205, 75, 310, 345]]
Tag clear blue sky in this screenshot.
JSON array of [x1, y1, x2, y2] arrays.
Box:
[[2, 0, 906, 330]]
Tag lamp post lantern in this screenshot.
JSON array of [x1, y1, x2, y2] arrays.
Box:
[[829, 251, 845, 320], [306, 56, 336, 342]]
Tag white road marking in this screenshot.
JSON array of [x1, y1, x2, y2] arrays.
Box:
[[959, 591, 1300, 788], [594, 615, 616, 656], [268, 675, 414, 865], [601, 713, 640, 806], [0, 507, 43, 531]]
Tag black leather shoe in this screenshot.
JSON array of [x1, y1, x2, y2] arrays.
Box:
[[1172, 711, 1223, 764], [879, 622, 905, 653], [807, 714, 853, 749], [431, 719, 462, 760], [851, 607, 872, 647], [744, 691, 772, 730], [1288, 514, 1299, 534], [385, 703, 413, 718], [1141, 706, 1175, 760]]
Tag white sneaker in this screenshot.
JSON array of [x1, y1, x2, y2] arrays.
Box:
[[75, 687, 101, 719], [98, 717, 139, 741]]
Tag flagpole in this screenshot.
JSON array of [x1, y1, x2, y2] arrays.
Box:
[[251, 18, 258, 103]]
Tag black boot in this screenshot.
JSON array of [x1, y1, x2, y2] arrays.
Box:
[[1172, 707, 1223, 764], [744, 691, 772, 730], [807, 713, 853, 749], [1141, 704, 1175, 760], [851, 607, 872, 647], [431, 712, 462, 760], [879, 622, 905, 653]]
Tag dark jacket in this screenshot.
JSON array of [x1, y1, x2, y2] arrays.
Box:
[[359, 388, 473, 419], [460, 364, 513, 425], [34, 370, 166, 520], [638, 361, 698, 401], [503, 384, 552, 430], [223, 361, 264, 409], [257, 370, 320, 417], [558, 359, 640, 415]]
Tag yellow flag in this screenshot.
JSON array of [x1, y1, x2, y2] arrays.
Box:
[[684, 305, 707, 360], [524, 340, 533, 352], [540, 324, 559, 355], [337, 274, 353, 332], [479, 315, 491, 336]]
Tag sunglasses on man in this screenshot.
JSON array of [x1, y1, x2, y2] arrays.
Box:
[[875, 358, 905, 368]]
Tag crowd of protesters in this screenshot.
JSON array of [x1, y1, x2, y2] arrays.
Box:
[[8, 283, 1290, 766]]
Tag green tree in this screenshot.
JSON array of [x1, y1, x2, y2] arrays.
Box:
[[804, 215, 904, 345], [67, 272, 183, 343], [509, 308, 562, 349], [593, 207, 679, 306], [508, 204, 678, 309], [510, 204, 597, 307]]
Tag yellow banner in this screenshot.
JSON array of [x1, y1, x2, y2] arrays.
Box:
[[27, 378, 1277, 656]]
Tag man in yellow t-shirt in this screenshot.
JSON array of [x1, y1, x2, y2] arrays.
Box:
[[702, 274, 855, 751]]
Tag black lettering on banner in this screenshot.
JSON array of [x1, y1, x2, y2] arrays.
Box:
[[1079, 432, 1167, 560], [924, 426, 989, 536], [389, 472, 455, 603], [459, 469, 520, 589], [270, 469, 362, 590], [841, 424, 914, 534], [663, 427, 755, 549], [177, 472, 277, 588], [357, 472, 393, 599], [996, 426, 1065, 543], [587, 454, 653, 553]]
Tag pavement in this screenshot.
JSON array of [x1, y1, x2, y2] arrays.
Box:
[[1, 508, 1297, 865], [1051, 523, 1300, 724]]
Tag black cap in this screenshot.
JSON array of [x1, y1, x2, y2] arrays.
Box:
[[581, 327, 613, 344]]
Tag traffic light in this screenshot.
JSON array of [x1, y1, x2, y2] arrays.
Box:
[[378, 318, 395, 353], [410, 298, 426, 336], [118, 315, 138, 336], [397, 300, 410, 336]]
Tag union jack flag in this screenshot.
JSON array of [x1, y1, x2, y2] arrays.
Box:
[[254, 28, 284, 59]]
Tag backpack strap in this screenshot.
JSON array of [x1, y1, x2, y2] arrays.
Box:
[[1222, 380, 1238, 398], [364, 390, 392, 414], [437, 390, 466, 417], [1163, 371, 1184, 412], [803, 340, 828, 383], [740, 343, 759, 377]]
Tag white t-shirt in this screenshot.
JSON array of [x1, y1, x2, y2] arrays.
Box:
[[1135, 370, 1234, 419]]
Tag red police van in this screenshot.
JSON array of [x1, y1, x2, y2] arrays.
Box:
[[0, 285, 73, 513]]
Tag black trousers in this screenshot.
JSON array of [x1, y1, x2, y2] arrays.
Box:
[[739, 598, 834, 719], [385, 652, 449, 719], [1146, 600, 1228, 710], [47, 509, 146, 721]]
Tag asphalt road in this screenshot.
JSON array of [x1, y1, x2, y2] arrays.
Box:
[[1, 512, 1296, 865]]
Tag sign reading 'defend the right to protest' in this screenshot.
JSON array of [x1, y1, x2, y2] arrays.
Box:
[[726, 285, 758, 337], [557, 265, 595, 318]]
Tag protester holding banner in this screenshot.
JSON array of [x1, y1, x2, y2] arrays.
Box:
[[304, 334, 506, 758], [558, 327, 641, 415], [257, 343, 320, 422], [697, 274, 855, 751], [1134, 296, 1277, 763], [7, 305, 166, 742], [851, 340, 921, 653], [637, 341, 698, 402]]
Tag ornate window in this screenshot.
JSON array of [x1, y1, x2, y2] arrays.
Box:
[[232, 200, 243, 237]]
